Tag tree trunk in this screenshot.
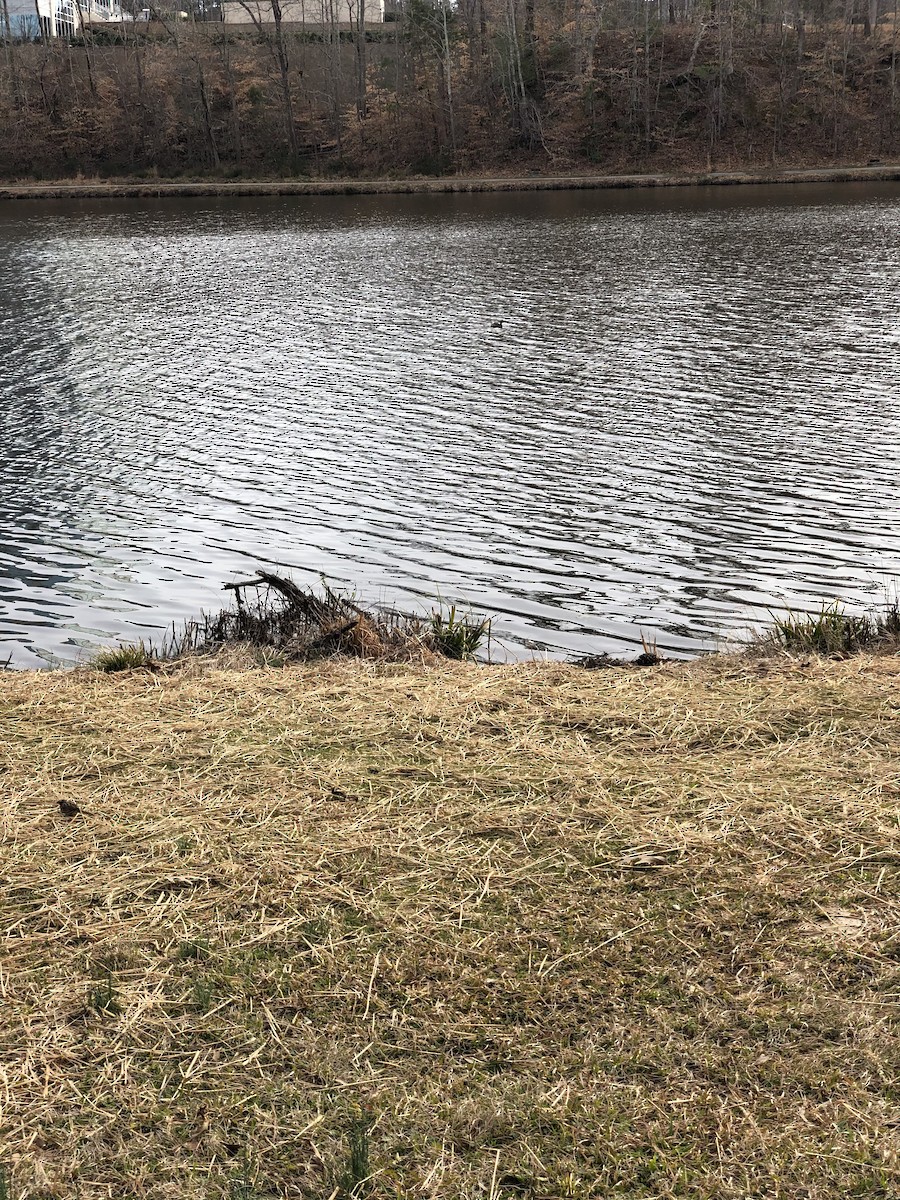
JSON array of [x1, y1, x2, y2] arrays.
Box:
[[218, 32, 242, 165], [271, 0, 299, 159], [353, 0, 366, 120], [1, 0, 21, 108], [441, 0, 455, 160], [196, 56, 221, 169]]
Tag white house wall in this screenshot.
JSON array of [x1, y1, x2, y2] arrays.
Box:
[[4, 0, 125, 37], [223, 0, 386, 27]]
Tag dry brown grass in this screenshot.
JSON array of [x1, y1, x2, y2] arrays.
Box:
[[2, 653, 900, 1198]]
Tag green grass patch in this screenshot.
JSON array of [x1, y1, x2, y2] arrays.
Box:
[[429, 604, 492, 660], [92, 641, 155, 672], [760, 599, 900, 656]]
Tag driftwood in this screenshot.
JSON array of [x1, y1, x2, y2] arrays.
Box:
[[167, 571, 491, 664], [190, 573, 439, 663]]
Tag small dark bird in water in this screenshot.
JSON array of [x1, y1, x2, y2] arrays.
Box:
[[491, 320, 503, 329], [58, 798, 83, 818]]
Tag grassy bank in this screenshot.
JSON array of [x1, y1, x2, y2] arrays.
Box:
[[2, 652, 900, 1197], [1, 163, 900, 201]]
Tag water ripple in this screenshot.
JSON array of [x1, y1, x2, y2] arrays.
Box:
[[1, 184, 900, 667]]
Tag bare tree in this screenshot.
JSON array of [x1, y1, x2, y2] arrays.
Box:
[[238, 0, 299, 157]]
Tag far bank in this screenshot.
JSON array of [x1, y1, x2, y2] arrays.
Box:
[[2, 162, 900, 201]]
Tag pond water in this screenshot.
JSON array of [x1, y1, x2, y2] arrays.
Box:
[[1, 182, 899, 668]]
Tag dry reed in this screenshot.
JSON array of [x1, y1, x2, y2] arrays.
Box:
[[2, 653, 900, 1197]]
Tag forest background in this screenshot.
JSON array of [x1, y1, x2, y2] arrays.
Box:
[[0, 0, 898, 183]]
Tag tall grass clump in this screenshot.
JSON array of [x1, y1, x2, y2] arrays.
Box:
[[429, 604, 491, 660], [760, 599, 900, 657], [87, 970, 121, 1016], [92, 641, 154, 673], [339, 1110, 374, 1197]]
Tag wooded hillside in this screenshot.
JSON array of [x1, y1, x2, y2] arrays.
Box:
[[1, 1, 898, 179]]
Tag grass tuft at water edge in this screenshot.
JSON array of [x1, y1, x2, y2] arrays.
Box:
[[757, 598, 900, 657]]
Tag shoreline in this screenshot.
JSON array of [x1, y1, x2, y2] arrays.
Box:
[[2, 162, 900, 200], [6, 580, 898, 673]]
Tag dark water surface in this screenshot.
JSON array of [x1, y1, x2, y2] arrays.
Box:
[[1, 183, 899, 667]]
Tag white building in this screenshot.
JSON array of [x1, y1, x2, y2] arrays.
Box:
[[3, 0, 127, 39], [222, 0, 388, 27]]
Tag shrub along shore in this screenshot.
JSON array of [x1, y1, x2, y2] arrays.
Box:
[[2, 615, 900, 1196], [1, 163, 900, 201]]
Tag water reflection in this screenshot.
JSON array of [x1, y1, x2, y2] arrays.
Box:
[[1, 183, 899, 667]]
